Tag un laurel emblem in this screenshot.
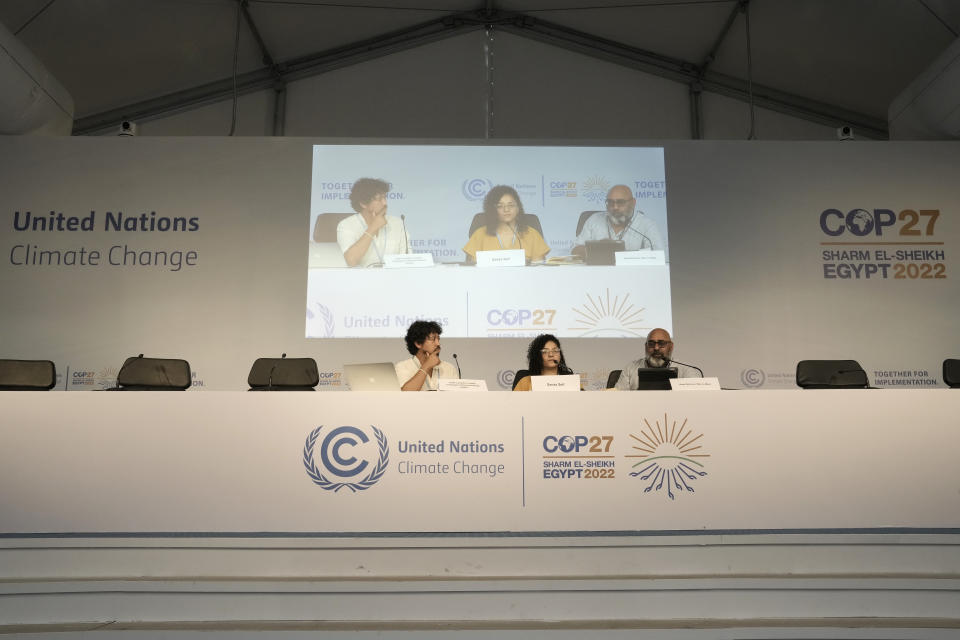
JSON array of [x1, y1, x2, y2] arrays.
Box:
[[303, 425, 389, 492]]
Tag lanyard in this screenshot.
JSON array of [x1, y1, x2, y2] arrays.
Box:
[[605, 216, 628, 241], [496, 224, 519, 249]]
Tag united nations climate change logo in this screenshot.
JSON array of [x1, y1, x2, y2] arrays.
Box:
[[569, 288, 646, 337], [497, 369, 516, 389], [626, 414, 709, 499], [740, 368, 765, 388], [303, 425, 389, 492], [462, 178, 493, 201]]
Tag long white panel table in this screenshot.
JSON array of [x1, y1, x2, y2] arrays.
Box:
[[2, 390, 958, 537]]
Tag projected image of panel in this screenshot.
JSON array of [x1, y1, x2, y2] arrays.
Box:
[[305, 144, 672, 339]]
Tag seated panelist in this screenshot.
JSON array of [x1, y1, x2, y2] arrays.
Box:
[[572, 184, 664, 257], [395, 320, 458, 391], [463, 185, 550, 264], [337, 177, 410, 267], [614, 328, 697, 390], [513, 334, 573, 391]]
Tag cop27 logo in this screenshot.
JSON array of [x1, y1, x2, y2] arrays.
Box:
[[819, 208, 940, 237], [303, 425, 389, 492]]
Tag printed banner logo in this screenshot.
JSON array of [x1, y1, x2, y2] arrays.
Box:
[[497, 369, 516, 389], [626, 414, 709, 499], [303, 425, 389, 492], [306, 302, 336, 337], [581, 175, 610, 205], [462, 178, 492, 201], [818, 207, 947, 281], [569, 289, 646, 337], [740, 368, 765, 388]]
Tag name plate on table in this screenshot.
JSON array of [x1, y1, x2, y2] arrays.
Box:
[[531, 374, 581, 392], [438, 379, 488, 391], [670, 376, 721, 391], [384, 253, 435, 268], [476, 249, 525, 268], [615, 250, 665, 266]]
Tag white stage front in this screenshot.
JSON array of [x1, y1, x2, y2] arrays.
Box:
[[2, 390, 958, 535]]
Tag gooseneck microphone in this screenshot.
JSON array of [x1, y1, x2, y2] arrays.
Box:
[[618, 213, 654, 247], [452, 353, 462, 379], [400, 214, 410, 254], [665, 358, 704, 378]]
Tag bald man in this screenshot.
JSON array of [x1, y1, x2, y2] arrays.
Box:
[[614, 328, 697, 390], [572, 184, 664, 257]]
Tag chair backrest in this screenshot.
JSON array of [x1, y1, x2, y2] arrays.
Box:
[[248, 357, 319, 390], [0, 359, 56, 390], [576, 211, 603, 236], [795, 360, 868, 389], [468, 213, 543, 238], [511, 369, 530, 390], [944, 358, 960, 388], [605, 369, 622, 389], [113, 356, 191, 390], [313, 212, 353, 243]]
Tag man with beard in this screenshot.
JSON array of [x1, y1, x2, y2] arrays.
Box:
[[572, 184, 664, 256], [614, 328, 697, 390], [395, 320, 458, 391]]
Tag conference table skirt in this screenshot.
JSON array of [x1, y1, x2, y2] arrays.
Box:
[[1, 389, 957, 536]]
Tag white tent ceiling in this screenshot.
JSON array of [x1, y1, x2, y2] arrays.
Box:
[[1, 0, 957, 137]]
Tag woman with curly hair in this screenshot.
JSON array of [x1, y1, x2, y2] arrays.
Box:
[[512, 333, 572, 391], [463, 185, 550, 264]]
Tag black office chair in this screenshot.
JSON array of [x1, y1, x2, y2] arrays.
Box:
[[605, 370, 622, 389], [795, 360, 868, 389], [248, 355, 319, 391], [511, 369, 530, 390], [943, 359, 960, 388], [468, 213, 543, 238], [0, 359, 57, 390], [312, 212, 353, 243], [576, 211, 603, 236], [108, 355, 191, 390]]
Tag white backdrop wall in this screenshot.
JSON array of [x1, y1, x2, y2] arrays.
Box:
[[1, 136, 957, 391]]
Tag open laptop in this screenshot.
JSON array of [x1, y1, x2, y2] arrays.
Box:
[[584, 239, 625, 265], [634, 367, 678, 390], [344, 362, 401, 391]]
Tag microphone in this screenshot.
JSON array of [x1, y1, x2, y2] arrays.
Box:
[[452, 353, 462, 379], [665, 358, 704, 378], [558, 363, 573, 375], [268, 353, 286, 389], [620, 213, 655, 248], [400, 214, 410, 254]]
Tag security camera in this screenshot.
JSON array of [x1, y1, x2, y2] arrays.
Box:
[[118, 121, 138, 137], [837, 125, 854, 141]]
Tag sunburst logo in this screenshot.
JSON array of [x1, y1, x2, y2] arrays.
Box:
[[568, 289, 647, 337], [95, 366, 119, 390], [626, 414, 709, 499], [582, 175, 610, 204]]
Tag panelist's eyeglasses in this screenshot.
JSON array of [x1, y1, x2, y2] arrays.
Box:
[[540, 349, 561, 356], [605, 198, 632, 207], [497, 203, 518, 211], [645, 340, 672, 348]]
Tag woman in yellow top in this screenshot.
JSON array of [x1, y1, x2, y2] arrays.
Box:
[[513, 334, 572, 391], [463, 185, 550, 263]]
